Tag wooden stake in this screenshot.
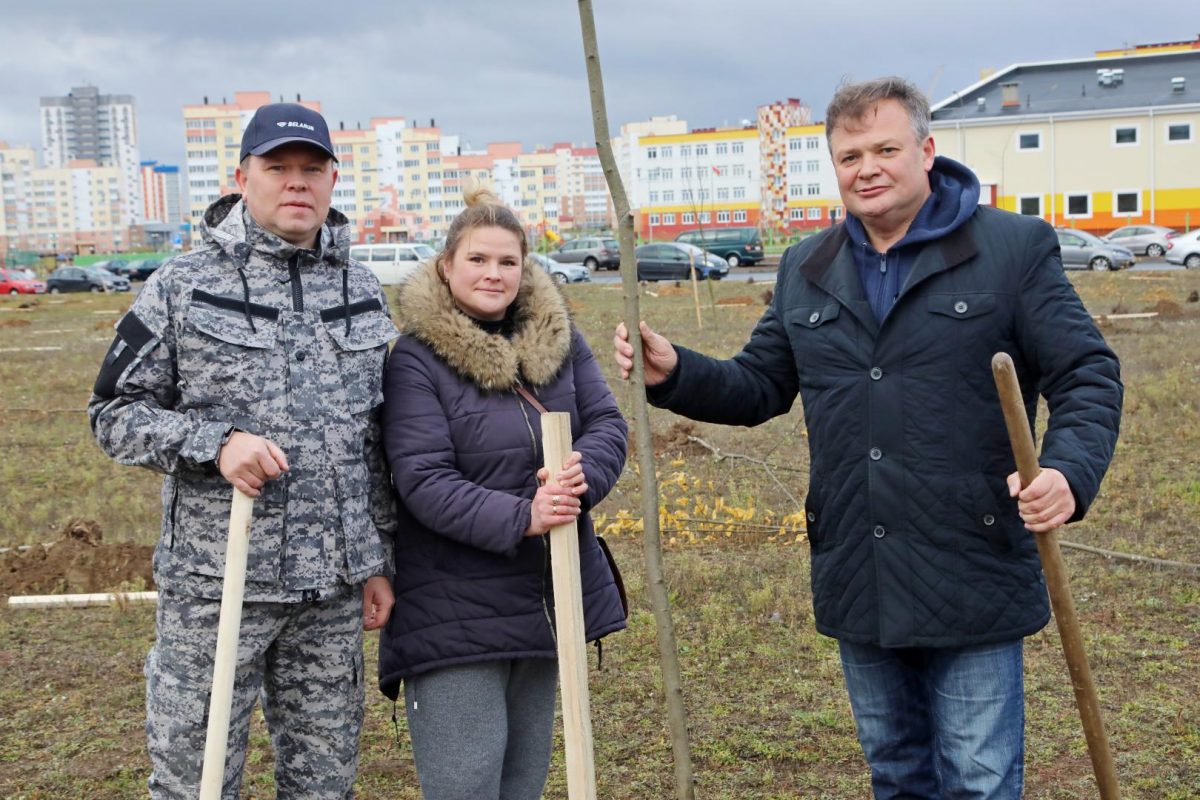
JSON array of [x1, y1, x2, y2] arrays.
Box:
[[992, 352, 1121, 800], [199, 489, 254, 800], [6, 590, 157, 609], [542, 411, 597, 800], [688, 252, 703, 329]]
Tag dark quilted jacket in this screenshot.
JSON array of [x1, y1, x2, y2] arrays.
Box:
[[377, 259, 627, 697], [650, 202, 1122, 648]]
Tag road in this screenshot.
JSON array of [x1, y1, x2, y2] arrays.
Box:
[[585, 256, 1182, 285]]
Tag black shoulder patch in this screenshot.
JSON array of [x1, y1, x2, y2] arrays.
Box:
[[93, 312, 154, 399]]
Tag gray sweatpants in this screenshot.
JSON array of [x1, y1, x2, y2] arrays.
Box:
[[145, 586, 365, 800], [405, 658, 559, 800]]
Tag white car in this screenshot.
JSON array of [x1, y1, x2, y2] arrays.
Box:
[[1164, 229, 1200, 270], [349, 243, 437, 285]]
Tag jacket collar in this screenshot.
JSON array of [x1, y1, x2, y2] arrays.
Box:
[[397, 257, 572, 391], [796, 214, 980, 337], [199, 194, 352, 269]]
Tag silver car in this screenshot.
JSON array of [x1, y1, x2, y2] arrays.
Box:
[[1055, 229, 1135, 271], [1164, 229, 1200, 269], [1103, 224, 1177, 258], [529, 252, 591, 284]]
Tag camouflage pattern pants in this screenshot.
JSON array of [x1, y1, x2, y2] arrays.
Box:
[[145, 586, 365, 799]]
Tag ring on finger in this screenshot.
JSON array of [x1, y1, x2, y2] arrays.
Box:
[[551, 495, 559, 508]]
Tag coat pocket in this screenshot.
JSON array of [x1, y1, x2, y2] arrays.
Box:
[[333, 461, 385, 579], [322, 307, 398, 414], [784, 302, 844, 388], [178, 294, 279, 411], [173, 477, 285, 582]]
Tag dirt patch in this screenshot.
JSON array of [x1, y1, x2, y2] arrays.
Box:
[[715, 295, 756, 306], [0, 318, 31, 328], [1144, 299, 1186, 318], [631, 420, 711, 459], [0, 519, 155, 598]]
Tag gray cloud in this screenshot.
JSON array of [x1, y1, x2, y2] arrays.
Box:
[[0, 0, 1187, 168]]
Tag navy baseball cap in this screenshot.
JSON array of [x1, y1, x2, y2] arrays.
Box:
[[240, 103, 337, 162]]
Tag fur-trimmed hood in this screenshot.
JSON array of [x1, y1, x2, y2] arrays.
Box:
[[396, 257, 572, 391]]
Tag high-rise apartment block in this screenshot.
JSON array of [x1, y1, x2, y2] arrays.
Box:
[[39, 85, 143, 229], [140, 161, 183, 227]]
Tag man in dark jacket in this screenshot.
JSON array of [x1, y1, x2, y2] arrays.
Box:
[[614, 77, 1122, 798]]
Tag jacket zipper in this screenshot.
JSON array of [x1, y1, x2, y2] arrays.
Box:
[[517, 392, 557, 645], [288, 254, 304, 311], [876, 250, 891, 316]]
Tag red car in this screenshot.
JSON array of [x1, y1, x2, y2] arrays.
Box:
[[0, 267, 47, 296]]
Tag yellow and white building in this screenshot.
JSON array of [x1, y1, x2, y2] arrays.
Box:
[[931, 47, 1200, 233]]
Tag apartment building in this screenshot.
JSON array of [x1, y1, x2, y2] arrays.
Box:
[[40, 85, 143, 228], [783, 123, 842, 230], [0, 143, 36, 256], [139, 160, 183, 227]]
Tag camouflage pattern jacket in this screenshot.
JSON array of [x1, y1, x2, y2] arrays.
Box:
[[89, 195, 399, 602]]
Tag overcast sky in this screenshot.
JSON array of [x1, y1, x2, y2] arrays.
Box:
[[0, 1, 1190, 167]]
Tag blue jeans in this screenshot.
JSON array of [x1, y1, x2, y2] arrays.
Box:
[[838, 639, 1025, 800]]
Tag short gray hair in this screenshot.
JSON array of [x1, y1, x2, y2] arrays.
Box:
[[825, 77, 931, 146]]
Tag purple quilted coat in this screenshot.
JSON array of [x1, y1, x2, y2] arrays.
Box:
[[377, 258, 627, 698]]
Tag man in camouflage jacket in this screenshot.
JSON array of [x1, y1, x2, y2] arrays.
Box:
[[89, 103, 399, 799]]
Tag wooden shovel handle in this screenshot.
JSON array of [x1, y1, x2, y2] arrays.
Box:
[[991, 352, 1120, 799]]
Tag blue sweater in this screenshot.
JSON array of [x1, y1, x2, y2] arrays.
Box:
[[846, 156, 981, 322]]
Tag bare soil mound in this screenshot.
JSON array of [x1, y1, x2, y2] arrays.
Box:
[[1, 519, 155, 598]]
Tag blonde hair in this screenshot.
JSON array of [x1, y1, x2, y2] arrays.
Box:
[[438, 183, 528, 275]]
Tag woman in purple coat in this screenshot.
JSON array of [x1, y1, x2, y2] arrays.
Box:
[[379, 187, 627, 800]]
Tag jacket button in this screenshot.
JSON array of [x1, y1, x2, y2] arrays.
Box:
[[873, 525, 886, 538], [869, 447, 882, 461], [869, 367, 883, 380], [954, 300, 969, 314], [806, 511, 816, 522], [983, 514, 996, 526], [809, 311, 820, 324], [296, 351, 307, 362]]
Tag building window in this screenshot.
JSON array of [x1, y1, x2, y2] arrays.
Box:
[[662, 190, 674, 202], [733, 187, 746, 200], [732, 164, 746, 177], [731, 141, 744, 154], [649, 191, 659, 203], [807, 184, 820, 196], [717, 211, 730, 223], [789, 162, 803, 175], [716, 187, 729, 200], [681, 167, 693, 179], [715, 142, 728, 155], [807, 160, 820, 173], [789, 208, 803, 221], [1114, 190, 1141, 216], [806, 137, 820, 150], [679, 145, 691, 157], [1065, 193, 1091, 219], [699, 212, 710, 224], [788, 139, 803, 152], [682, 189, 693, 202], [1017, 131, 1041, 151], [660, 146, 672, 158], [663, 213, 675, 225], [646, 147, 657, 159], [1167, 123, 1192, 143], [789, 185, 803, 198], [661, 169, 673, 180], [807, 207, 822, 220], [695, 144, 708, 157], [1112, 125, 1139, 146], [733, 210, 747, 223], [649, 213, 660, 225], [1018, 195, 1042, 216]]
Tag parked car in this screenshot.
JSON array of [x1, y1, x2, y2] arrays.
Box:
[[528, 252, 591, 284], [348, 243, 436, 285], [46, 266, 130, 293], [634, 242, 729, 281], [1165, 229, 1200, 269], [124, 259, 163, 280], [1103, 224, 1177, 258], [674, 226, 765, 267], [97, 260, 136, 278], [1054, 229, 1135, 271], [0, 267, 47, 295], [552, 237, 620, 270]]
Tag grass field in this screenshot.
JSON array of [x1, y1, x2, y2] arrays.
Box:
[[1, 268, 1199, 799]]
